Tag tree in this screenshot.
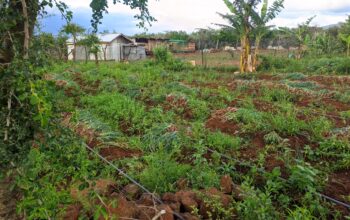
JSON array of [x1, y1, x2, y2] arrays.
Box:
[[61, 23, 85, 62], [251, 0, 284, 71], [280, 16, 315, 59], [219, 0, 284, 72], [339, 34, 350, 56], [78, 34, 101, 65], [339, 16, 350, 56], [0, 0, 155, 167]]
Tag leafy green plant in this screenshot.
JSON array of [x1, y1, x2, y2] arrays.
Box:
[[153, 46, 172, 63], [288, 162, 319, 191], [206, 131, 242, 152], [139, 151, 190, 193]]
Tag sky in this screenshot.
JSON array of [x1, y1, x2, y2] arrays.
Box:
[[40, 0, 350, 35]]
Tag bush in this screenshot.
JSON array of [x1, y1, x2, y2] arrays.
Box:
[[258, 55, 350, 75], [139, 151, 191, 193], [153, 46, 172, 63]]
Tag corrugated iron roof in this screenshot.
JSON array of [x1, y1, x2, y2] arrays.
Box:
[[67, 33, 133, 44]]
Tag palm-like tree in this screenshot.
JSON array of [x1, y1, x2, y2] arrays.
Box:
[[61, 23, 86, 62], [219, 0, 284, 72], [251, 0, 284, 70]]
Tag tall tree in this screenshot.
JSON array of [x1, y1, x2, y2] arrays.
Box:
[[61, 23, 85, 62]]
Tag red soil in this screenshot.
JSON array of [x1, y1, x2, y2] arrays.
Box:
[[324, 170, 350, 215], [205, 107, 239, 135], [99, 147, 142, 161]]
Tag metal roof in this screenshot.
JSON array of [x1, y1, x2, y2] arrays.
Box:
[[67, 33, 133, 44]]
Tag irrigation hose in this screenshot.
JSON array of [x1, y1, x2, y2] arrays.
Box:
[[83, 143, 185, 220]]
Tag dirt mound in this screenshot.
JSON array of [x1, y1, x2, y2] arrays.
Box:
[[99, 147, 142, 161], [61, 112, 142, 161], [205, 107, 239, 135], [239, 133, 265, 160], [324, 170, 350, 215], [163, 94, 193, 119]]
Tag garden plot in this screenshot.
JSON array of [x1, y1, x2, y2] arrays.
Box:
[[46, 62, 350, 219]]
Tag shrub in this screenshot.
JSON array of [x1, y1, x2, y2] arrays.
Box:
[[153, 46, 172, 63], [288, 162, 319, 191], [139, 151, 191, 193]]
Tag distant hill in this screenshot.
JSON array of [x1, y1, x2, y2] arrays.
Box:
[[322, 22, 343, 30]]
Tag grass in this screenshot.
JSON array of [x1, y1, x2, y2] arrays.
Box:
[[17, 58, 350, 219]]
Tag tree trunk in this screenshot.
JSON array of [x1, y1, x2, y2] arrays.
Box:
[[252, 37, 261, 72], [240, 34, 252, 73], [21, 0, 30, 60], [73, 36, 77, 62], [94, 53, 99, 65]]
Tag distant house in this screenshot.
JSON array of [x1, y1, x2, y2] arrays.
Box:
[[133, 37, 169, 55], [67, 33, 146, 62], [169, 39, 196, 53]]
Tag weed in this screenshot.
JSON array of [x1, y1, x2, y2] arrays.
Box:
[[139, 151, 191, 193]]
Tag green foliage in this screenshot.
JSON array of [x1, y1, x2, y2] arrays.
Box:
[[284, 73, 306, 80], [139, 151, 191, 193], [288, 162, 319, 191], [82, 93, 148, 133], [264, 131, 283, 145], [16, 126, 107, 219], [237, 180, 279, 220], [206, 131, 242, 152], [153, 46, 172, 63], [259, 56, 350, 74]]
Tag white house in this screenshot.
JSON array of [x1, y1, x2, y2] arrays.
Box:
[[67, 33, 146, 62]]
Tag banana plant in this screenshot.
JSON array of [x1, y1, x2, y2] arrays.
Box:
[[280, 16, 315, 59], [251, 0, 284, 71], [219, 0, 284, 73], [339, 33, 350, 56], [220, 0, 261, 73]]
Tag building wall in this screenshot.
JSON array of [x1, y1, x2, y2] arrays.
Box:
[[67, 36, 146, 62], [123, 46, 146, 61]]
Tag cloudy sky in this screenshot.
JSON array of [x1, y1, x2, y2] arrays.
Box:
[[41, 0, 350, 35]]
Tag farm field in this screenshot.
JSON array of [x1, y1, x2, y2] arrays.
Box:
[[174, 50, 290, 68], [31, 60, 350, 219]]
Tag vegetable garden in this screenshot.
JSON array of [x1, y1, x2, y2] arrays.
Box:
[[14, 57, 350, 219]]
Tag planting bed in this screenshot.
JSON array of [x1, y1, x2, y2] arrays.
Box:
[[34, 62, 350, 219]]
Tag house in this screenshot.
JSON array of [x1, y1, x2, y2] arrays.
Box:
[[168, 39, 196, 53], [133, 37, 169, 55], [67, 33, 146, 62]]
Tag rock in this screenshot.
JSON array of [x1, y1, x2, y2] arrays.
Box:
[[138, 193, 156, 206], [162, 193, 177, 202], [107, 196, 138, 219], [175, 191, 198, 213], [63, 203, 82, 220], [198, 188, 233, 219], [156, 204, 174, 220], [176, 178, 188, 190], [122, 184, 141, 199], [220, 175, 233, 194], [168, 202, 181, 213], [181, 212, 200, 220], [137, 206, 156, 220]]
